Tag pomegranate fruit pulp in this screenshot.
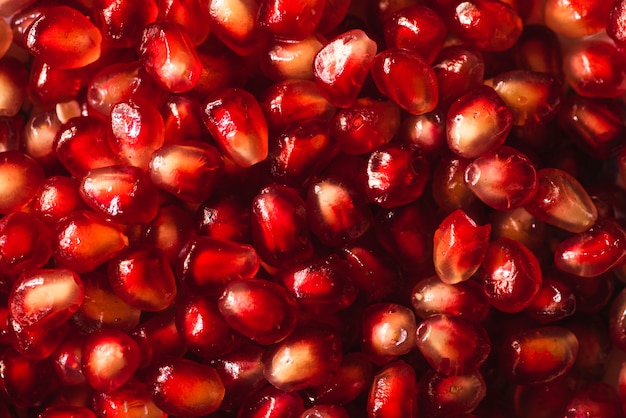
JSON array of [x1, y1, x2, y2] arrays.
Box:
[[2, 0, 626, 416]]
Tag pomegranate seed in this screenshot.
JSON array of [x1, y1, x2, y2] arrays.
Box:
[[565, 382, 624, 418], [160, 94, 205, 144], [71, 271, 141, 333], [238, 385, 305, 417], [196, 195, 250, 243], [260, 79, 336, 130], [419, 369, 487, 417], [159, 0, 211, 45], [50, 331, 87, 386], [259, 35, 324, 82], [39, 406, 96, 418], [131, 309, 186, 368], [177, 236, 259, 295], [210, 340, 267, 410], [264, 322, 342, 392], [366, 143, 429, 208], [8, 316, 70, 360], [202, 87, 269, 168], [142, 203, 197, 266], [53, 210, 128, 274], [371, 47, 438, 115], [109, 98, 165, 170], [82, 328, 141, 392], [306, 176, 373, 246], [360, 302, 417, 365], [524, 276, 576, 324], [0, 348, 57, 407], [609, 288, 626, 352], [433, 45, 485, 109], [176, 294, 240, 359], [384, 5, 446, 64], [0, 212, 52, 275], [431, 154, 478, 213], [22, 110, 62, 169], [446, 85, 512, 159], [147, 356, 225, 416], [479, 237, 542, 313], [568, 315, 611, 380], [80, 165, 160, 225], [93, 380, 166, 418], [544, 0, 612, 38], [0, 57, 27, 118], [149, 141, 224, 203], [139, 21, 202, 93], [0, 151, 44, 215], [313, 29, 377, 108], [411, 276, 490, 322], [433, 209, 491, 285], [489, 206, 545, 252], [513, 24, 563, 77], [251, 183, 314, 269], [317, 0, 350, 34], [464, 146, 538, 211], [499, 326, 579, 385], [490, 69, 562, 127], [367, 360, 416, 418], [107, 245, 177, 312], [608, 0, 626, 48], [269, 120, 339, 187], [93, 0, 158, 48], [205, 0, 261, 56], [218, 278, 299, 344], [257, 0, 325, 40], [555, 217, 626, 278], [513, 374, 574, 418], [24, 6, 102, 69]]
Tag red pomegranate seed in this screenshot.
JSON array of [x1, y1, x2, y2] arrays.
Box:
[[50, 331, 87, 386], [446, 85, 512, 159], [54, 116, 121, 178], [218, 278, 298, 344], [316, 0, 350, 34], [300, 405, 349, 418], [131, 309, 186, 368], [109, 98, 165, 170], [366, 143, 429, 208], [608, 0, 626, 48], [82, 328, 141, 392], [568, 272, 615, 314], [139, 21, 202, 93], [80, 165, 160, 225], [416, 314, 490, 376], [479, 237, 542, 313], [524, 168, 598, 233], [209, 340, 266, 410], [609, 288, 626, 352], [24, 6, 102, 69], [72, 271, 141, 333], [565, 382, 624, 418], [0, 212, 52, 275], [558, 96, 626, 160], [313, 29, 377, 108], [366, 360, 416, 418], [202, 87, 269, 168], [489, 206, 545, 252], [433, 209, 491, 285], [513, 24, 563, 77], [191, 46, 251, 99], [554, 217, 626, 278], [0, 57, 27, 118], [513, 374, 574, 418], [176, 294, 240, 359], [196, 195, 250, 243], [107, 245, 177, 312], [9, 268, 83, 331], [568, 315, 611, 381], [177, 236, 259, 295], [87, 61, 164, 116], [306, 176, 373, 246], [331, 98, 401, 155], [412, 276, 490, 324], [431, 154, 478, 213], [149, 141, 224, 203], [142, 204, 197, 266], [419, 369, 487, 417], [0, 150, 44, 215], [160, 94, 205, 144], [147, 356, 225, 416], [264, 322, 342, 392], [205, 0, 261, 56], [22, 110, 62, 169], [464, 146, 538, 211], [159, 0, 211, 45], [251, 183, 314, 269], [8, 316, 70, 360], [0, 348, 57, 408], [384, 5, 446, 64], [92, 0, 158, 48], [260, 79, 336, 130], [257, 0, 325, 40], [371, 47, 438, 115], [93, 380, 166, 418], [53, 210, 128, 274], [433, 45, 485, 109], [544, 0, 612, 38], [360, 302, 417, 365], [499, 326, 578, 385], [259, 35, 324, 82], [269, 120, 339, 187], [524, 277, 576, 324], [39, 405, 96, 418], [238, 385, 305, 417]]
